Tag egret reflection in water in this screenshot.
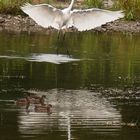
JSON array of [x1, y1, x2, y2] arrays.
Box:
[[0, 53, 80, 64], [27, 54, 80, 64]]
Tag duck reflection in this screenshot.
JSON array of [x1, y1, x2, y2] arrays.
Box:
[[16, 94, 52, 114], [17, 90, 122, 140]]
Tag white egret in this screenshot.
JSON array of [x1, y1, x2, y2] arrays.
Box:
[[21, 0, 124, 31]]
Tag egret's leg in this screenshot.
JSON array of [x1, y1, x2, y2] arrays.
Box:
[[57, 30, 61, 39], [62, 29, 66, 40]]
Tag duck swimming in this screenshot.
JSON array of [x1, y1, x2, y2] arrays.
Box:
[[16, 94, 46, 105], [28, 95, 46, 105], [35, 104, 52, 113]]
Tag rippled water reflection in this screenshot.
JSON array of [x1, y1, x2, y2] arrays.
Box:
[[1, 90, 122, 140], [0, 31, 140, 140]]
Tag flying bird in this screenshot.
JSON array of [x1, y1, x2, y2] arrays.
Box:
[[21, 0, 124, 31]]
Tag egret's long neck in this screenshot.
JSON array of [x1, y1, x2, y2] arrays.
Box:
[[68, 0, 75, 10]]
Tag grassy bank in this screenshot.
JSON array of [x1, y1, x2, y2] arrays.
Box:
[[0, 0, 140, 20]]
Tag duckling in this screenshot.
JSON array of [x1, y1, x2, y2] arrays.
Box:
[[34, 104, 52, 113], [16, 96, 30, 106], [31, 95, 46, 105]]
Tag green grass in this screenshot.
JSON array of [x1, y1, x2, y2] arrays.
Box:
[[114, 0, 140, 20], [0, 0, 31, 14]]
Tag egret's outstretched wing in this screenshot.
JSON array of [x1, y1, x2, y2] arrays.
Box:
[[70, 8, 124, 31], [21, 3, 63, 29]]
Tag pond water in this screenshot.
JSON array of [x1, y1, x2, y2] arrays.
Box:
[[0, 30, 140, 140]]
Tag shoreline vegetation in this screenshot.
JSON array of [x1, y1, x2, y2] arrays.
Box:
[[0, 0, 140, 33]]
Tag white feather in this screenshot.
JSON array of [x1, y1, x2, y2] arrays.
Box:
[[21, 3, 63, 29], [70, 9, 124, 31]]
